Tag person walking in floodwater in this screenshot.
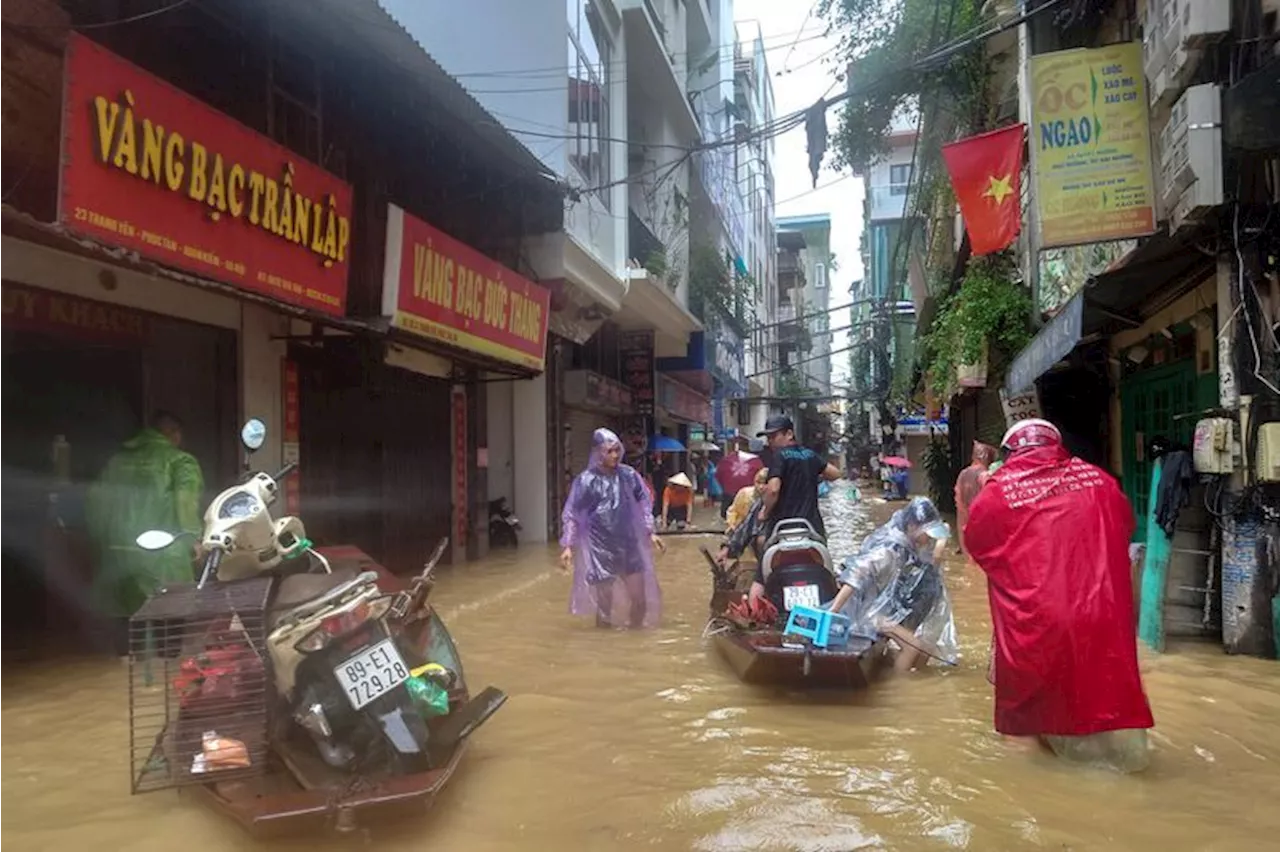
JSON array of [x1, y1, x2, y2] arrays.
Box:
[[559, 428, 665, 628], [953, 440, 997, 560], [964, 418, 1154, 772]]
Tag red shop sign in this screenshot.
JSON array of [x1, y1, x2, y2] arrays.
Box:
[[382, 205, 550, 371], [59, 34, 353, 316]]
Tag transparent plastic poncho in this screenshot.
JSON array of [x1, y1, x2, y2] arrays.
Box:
[[560, 428, 662, 628], [833, 499, 959, 665]]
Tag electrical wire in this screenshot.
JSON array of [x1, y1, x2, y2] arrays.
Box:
[[447, 27, 834, 82], [701, 0, 1072, 157], [7, 0, 197, 29]]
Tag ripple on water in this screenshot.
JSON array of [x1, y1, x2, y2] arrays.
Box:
[[5, 489, 1280, 851]]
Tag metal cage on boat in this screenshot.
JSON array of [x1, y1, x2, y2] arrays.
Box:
[[127, 576, 273, 793]]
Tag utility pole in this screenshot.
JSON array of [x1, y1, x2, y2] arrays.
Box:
[[1018, 0, 1043, 328]]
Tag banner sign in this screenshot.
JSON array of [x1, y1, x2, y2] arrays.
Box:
[[282, 360, 301, 515], [706, 315, 746, 397], [658, 375, 713, 424], [452, 387, 468, 551], [382, 205, 550, 371], [59, 34, 353, 316], [1030, 42, 1158, 248], [619, 330, 656, 416], [1000, 386, 1043, 427], [563, 369, 632, 412], [2, 283, 148, 343]]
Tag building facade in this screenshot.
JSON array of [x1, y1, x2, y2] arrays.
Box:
[[2, 0, 565, 646], [734, 22, 781, 438]]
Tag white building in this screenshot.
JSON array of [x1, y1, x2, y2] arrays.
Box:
[[851, 108, 919, 444], [733, 21, 780, 439], [382, 0, 715, 540]]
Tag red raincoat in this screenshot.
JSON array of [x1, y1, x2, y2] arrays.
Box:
[[964, 444, 1153, 737]]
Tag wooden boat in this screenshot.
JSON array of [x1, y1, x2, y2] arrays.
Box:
[[702, 543, 890, 691], [710, 629, 888, 689], [142, 545, 504, 837]]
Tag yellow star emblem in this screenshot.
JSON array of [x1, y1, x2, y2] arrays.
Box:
[[983, 174, 1014, 205]]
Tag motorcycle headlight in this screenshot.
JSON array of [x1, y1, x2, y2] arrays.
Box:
[[217, 492, 261, 520]]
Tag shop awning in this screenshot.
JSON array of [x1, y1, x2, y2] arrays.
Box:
[[1005, 224, 1216, 392]]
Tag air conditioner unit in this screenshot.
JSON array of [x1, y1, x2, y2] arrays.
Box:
[[1158, 84, 1223, 232], [1164, 0, 1229, 52], [1148, 66, 1175, 110], [1166, 43, 1205, 93], [1142, 1, 1169, 83]]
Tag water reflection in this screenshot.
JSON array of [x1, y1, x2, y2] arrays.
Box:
[[2, 487, 1278, 851]]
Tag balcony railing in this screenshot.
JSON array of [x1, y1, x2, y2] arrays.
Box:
[[867, 185, 909, 221]]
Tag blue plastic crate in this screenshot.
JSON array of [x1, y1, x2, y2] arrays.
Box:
[[783, 604, 852, 649]]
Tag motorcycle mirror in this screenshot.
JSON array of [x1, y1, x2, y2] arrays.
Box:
[[241, 418, 267, 452], [136, 529, 177, 551]]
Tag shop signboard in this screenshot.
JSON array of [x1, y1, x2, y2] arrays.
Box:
[[59, 34, 353, 316], [658, 375, 713, 424], [1030, 42, 1157, 248], [2, 283, 149, 343], [898, 415, 948, 436], [382, 205, 551, 371], [705, 313, 746, 398], [563, 369, 632, 412], [1000, 386, 1043, 427], [619, 330, 656, 416]]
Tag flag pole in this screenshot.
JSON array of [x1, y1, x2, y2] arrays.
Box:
[[1017, 1, 1043, 330]]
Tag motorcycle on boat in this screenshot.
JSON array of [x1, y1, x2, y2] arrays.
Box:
[[705, 519, 889, 690], [126, 418, 506, 836]]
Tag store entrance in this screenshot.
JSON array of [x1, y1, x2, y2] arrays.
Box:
[[2, 335, 145, 653], [2, 284, 239, 657]]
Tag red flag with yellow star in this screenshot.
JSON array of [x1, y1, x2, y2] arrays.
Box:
[[941, 124, 1025, 256]]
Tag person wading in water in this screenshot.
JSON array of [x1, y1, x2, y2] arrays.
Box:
[[559, 428, 666, 629]]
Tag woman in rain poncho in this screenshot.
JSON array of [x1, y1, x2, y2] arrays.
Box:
[[827, 498, 959, 671], [559, 428, 666, 628]]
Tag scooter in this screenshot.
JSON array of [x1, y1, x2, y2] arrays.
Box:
[[134, 419, 502, 782], [487, 497, 520, 547]]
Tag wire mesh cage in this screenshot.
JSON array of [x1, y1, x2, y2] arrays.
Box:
[[128, 576, 274, 793]]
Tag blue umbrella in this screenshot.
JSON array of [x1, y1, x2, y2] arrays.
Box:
[[648, 435, 687, 452]]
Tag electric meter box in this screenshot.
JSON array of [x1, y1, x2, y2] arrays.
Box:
[[1255, 422, 1280, 483], [1192, 417, 1234, 474]]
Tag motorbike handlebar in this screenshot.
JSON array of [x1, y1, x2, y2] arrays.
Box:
[[273, 462, 298, 481]]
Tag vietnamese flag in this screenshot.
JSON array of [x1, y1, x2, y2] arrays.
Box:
[[941, 124, 1025, 256]]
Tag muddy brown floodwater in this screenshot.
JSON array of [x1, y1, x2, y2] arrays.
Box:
[[4, 487, 1279, 851]]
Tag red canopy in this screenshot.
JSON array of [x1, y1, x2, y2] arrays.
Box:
[[964, 444, 1154, 737], [715, 451, 763, 495]]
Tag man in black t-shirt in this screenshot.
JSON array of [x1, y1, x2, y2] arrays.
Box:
[[749, 415, 841, 603]]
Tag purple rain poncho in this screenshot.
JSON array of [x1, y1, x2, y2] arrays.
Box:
[[560, 428, 662, 628]]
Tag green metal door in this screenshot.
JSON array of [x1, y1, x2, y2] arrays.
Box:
[[1119, 359, 1213, 543]]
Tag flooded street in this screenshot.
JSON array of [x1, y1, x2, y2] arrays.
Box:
[[4, 488, 1279, 851]]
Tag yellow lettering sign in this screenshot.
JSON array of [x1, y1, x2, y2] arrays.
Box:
[[88, 88, 350, 266]]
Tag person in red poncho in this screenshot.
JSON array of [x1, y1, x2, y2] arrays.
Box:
[[964, 418, 1154, 773]]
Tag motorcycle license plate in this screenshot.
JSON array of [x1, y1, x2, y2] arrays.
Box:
[[333, 639, 411, 710], [783, 584, 821, 611]]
